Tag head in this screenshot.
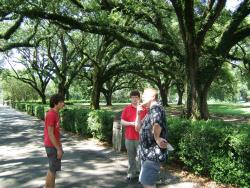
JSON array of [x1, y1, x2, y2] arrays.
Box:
[[142, 88, 158, 108], [129, 90, 140, 106], [49, 94, 65, 110]]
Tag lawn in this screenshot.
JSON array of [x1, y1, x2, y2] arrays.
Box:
[[208, 103, 250, 117], [73, 102, 250, 118]]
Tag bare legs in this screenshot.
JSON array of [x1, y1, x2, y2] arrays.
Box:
[[45, 170, 56, 188]]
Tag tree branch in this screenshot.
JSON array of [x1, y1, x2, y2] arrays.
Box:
[[196, 0, 226, 47], [16, 9, 175, 54], [216, 0, 250, 56], [170, 0, 186, 42], [0, 16, 24, 40]]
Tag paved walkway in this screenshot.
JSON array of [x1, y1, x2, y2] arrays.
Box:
[[0, 105, 199, 188]]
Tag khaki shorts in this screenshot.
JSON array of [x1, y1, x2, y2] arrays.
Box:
[[45, 147, 61, 172]]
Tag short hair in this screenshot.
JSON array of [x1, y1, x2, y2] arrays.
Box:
[[144, 88, 158, 100], [49, 94, 64, 108], [130, 90, 140, 98]]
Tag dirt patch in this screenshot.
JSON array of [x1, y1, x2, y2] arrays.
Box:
[[162, 164, 238, 188], [210, 114, 250, 124], [168, 110, 250, 124]]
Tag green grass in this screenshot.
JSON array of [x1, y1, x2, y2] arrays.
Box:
[[68, 103, 129, 112], [68, 102, 250, 117], [209, 103, 250, 117]]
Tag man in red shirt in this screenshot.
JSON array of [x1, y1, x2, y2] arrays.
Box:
[[121, 90, 147, 181], [44, 94, 64, 188]]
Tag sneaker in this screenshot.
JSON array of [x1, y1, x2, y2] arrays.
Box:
[[126, 176, 132, 182]]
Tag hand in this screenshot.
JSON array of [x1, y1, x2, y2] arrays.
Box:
[[156, 138, 168, 149], [57, 148, 64, 159], [137, 105, 144, 114], [135, 124, 140, 132]]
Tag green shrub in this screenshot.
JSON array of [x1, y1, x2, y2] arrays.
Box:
[[229, 125, 250, 170], [60, 108, 117, 142], [15, 102, 26, 111], [210, 155, 250, 187], [167, 117, 190, 156], [178, 120, 232, 175], [5, 100, 10, 106], [87, 110, 115, 143], [34, 105, 46, 120], [74, 109, 91, 136], [11, 101, 16, 108], [61, 108, 76, 132], [25, 104, 34, 116], [169, 118, 250, 187], [44, 106, 50, 118]]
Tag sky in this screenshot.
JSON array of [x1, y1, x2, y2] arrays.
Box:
[[226, 0, 243, 11]]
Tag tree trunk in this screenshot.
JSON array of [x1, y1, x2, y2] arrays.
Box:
[[104, 91, 112, 106], [36, 89, 47, 104], [177, 89, 183, 105], [198, 88, 209, 120], [186, 46, 199, 119], [176, 83, 184, 105], [197, 60, 221, 120], [91, 78, 102, 109], [41, 94, 46, 104], [159, 86, 169, 107], [65, 90, 70, 100], [58, 82, 66, 99]]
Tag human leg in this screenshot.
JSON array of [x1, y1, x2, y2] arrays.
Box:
[[139, 160, 160, 187], [45, 147, 61, 187], [125, 139, 137, 178], [134, 141, 140, 176], [45, 170, 56, 188]]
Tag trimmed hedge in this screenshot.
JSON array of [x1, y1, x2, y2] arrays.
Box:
[[87, 110, 115, 143], [34, 105, 45, 120], [11, 101, 16, 108], [167, 117, 190, 160], [74, 109, 91, 136], [60, 108, 92, 137], [61, 108, 76, 132], [168, 118, 250, 187], [15, 103, 26, 111], [25, 104, 34, 116], [13, 102, 47, 120], [60, 108, 115, 143]]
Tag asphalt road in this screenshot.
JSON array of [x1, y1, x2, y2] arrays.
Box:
[[0, 105, 199, 188]]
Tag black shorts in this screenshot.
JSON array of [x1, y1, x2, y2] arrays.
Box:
[[45, 147, 61, 172]]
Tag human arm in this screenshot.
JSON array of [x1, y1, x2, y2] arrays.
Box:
[[135, 113, 141, 132], [135, 105, 144, 132], [48, 126, 63, 159], [152, 123, 167, 149], [120, 119, 135, 126], [120, 107, 136, 127]]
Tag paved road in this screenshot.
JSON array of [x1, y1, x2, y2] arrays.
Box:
[[0, 105, 199, 188]]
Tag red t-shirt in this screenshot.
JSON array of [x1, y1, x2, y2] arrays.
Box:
[[121, 104, 147, 140], [44, 109, 61, 147]]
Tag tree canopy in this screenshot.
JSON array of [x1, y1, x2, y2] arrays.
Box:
[[0, 0, 249, 118]]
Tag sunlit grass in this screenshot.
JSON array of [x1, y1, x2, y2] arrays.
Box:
[[209, 103, 250, 117], [70, 102, 250, 117]]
